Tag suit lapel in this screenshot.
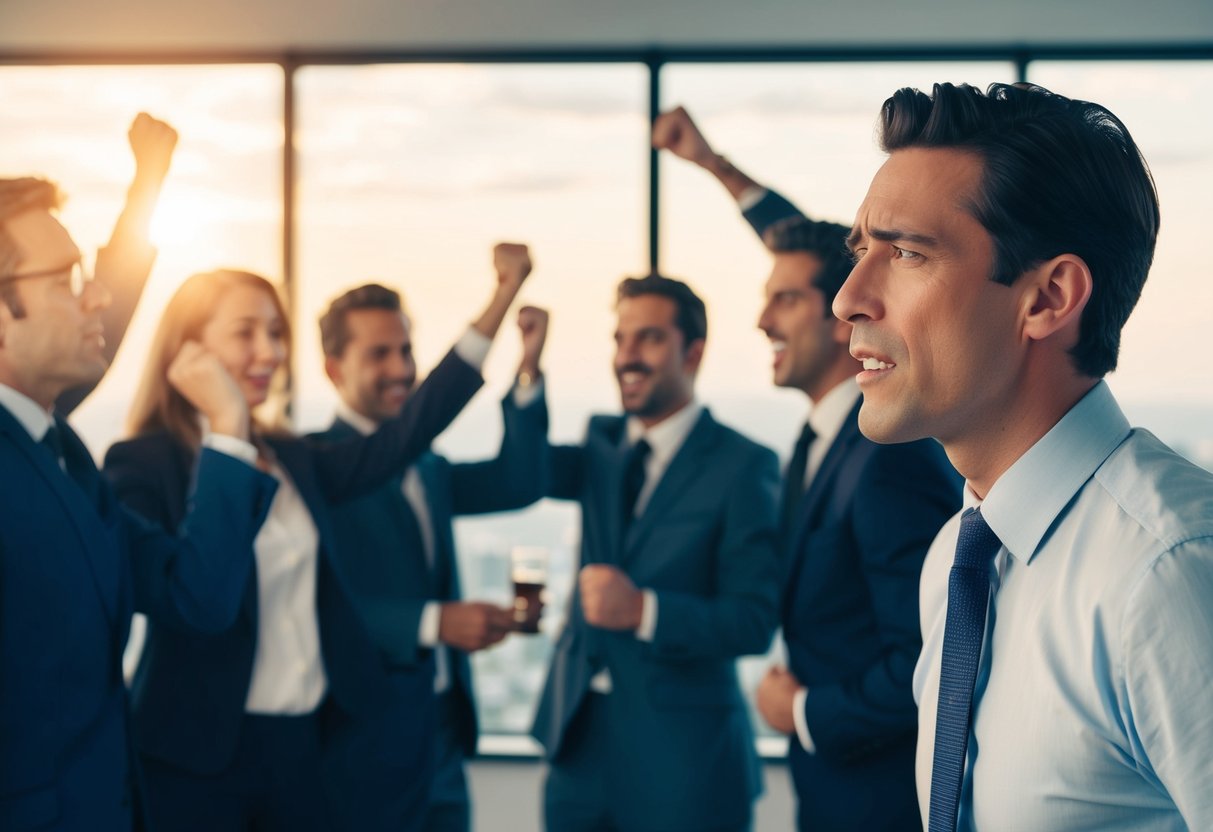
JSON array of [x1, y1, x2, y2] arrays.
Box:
[[783, 402, 863, 594], [585, 418, 629, 565], [1, 411, 123, 629], [416, 453, 452, 597], [323, 417, 438, 595], [622, 410, 719, 559]]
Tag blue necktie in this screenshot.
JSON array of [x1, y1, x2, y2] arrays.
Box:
[[928, 507, 1002, 831]]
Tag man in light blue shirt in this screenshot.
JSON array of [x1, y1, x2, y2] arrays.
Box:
[[833, 82, 1213, 830]]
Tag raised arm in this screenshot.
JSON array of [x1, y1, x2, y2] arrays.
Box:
[[652, 105, 762, 201], [653, 105, 806, 239], [313, 243, 533, 504], [449, 305, 551, 515], [57, 113, 178, 415]]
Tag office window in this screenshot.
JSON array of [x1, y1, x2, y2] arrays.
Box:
[[293, 63, 649, 735], [1026, 61, 1213, 467], [0, 64, 284, 455]]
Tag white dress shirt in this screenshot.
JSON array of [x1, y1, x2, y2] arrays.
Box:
[[0, 383, 55, 444], [913, 381, 1213, 830], [204, 432, 326, 714]]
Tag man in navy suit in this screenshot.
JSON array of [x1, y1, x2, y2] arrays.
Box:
[[655, 107, 960, 831], [311, 282, 550, 832], [532, 274, 782, 832], [0, 177, 276, 831]]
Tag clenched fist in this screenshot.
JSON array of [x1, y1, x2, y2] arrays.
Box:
[[493, 242, 532, 293], [128, 112, 178, 185], [755, 665, 803, 735], [652, 106, 714, 167], [579, 564, 644, 631], [517, 305, 549, 381]]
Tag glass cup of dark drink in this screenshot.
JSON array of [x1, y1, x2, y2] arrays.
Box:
[[510, 545, 548, 634]]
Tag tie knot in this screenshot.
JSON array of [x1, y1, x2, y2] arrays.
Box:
[[953, 507, 1002, 570], [41, 423, 64, 460], [628, 438, 651, 464]]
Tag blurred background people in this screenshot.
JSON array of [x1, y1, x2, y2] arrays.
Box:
[[103, 245, 532, 831], [312, 284, 550, 832], [532, 274, 781, 832]]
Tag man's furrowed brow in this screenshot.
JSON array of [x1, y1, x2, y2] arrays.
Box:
[[869, 227, 940, 248]]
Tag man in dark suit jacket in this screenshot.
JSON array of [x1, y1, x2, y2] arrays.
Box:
[[655, 107, 961, 831], [532, 274, 782, 832], [310, 283, 551, 832], [0, 177, 276, 832]]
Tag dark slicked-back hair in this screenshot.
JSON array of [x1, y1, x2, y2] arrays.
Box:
[[319, 282, 408, 359], [879, 82, 1159, 377], [617, 273, 708, 345], [764, 216, 853, 316]]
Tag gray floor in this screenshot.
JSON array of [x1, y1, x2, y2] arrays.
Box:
[[467, 758, 794, 831]]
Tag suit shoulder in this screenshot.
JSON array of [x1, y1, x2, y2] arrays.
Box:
[[861, 436, 955, 480], [708, 420, 779, 474], [586, 413, 624, 440], [848, 436, 961, 515]]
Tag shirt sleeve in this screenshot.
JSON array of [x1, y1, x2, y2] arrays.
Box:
[[793, 687, 817, 753], [419, 600, 442, 647], [453, 327, 492, 371], [202, 432, 258, 466], [737, 185, 770, 212], [1121, 537, 1213, 827], [635, 588, 658, 641]]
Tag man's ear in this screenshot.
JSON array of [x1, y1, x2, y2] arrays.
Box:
[[684, 338, 706, 374], [323, 354, 343, 386], [1020, 254, 1092, 345]]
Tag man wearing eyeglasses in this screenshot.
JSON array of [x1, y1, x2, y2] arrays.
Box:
[[0, 177, 278, 832]]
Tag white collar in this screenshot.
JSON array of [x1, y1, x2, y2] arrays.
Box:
[[805, 376, 860, 447], [335, 400, 381, 437], [626, 399, 703, 462], [0, 382, 54, 442]]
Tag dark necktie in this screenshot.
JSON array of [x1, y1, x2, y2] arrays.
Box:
[[928, 507, 1002, 832], [397, 491, 431, 586], [621, 438, 651, 526], [41, 423, 65, 467], [780, 423, 816, 541]]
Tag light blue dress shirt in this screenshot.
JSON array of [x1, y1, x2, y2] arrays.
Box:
[[913, 381, 1213, 831]]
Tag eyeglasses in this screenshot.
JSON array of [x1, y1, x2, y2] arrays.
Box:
[[0, 260, 92, 299]]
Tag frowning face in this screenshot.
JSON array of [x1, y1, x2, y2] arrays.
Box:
[[833, 146, 1020, 447]]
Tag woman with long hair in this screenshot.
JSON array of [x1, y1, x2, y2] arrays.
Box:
[[104, 249, 530, 831]]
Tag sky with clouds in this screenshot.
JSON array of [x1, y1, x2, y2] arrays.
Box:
[[2, 59, 1209, 464]]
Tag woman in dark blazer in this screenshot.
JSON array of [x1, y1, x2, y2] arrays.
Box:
[[104, 254, 529, 831]]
